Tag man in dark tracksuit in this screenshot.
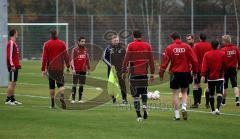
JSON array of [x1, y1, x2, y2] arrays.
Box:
[[103, 35, 128, 104]]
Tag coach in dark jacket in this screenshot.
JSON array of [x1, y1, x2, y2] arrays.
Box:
[[103, 35, 128, 104]]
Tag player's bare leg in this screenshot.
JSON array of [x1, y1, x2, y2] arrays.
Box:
[[181, 88, 188, 120], [172, 89, 180, 120], [58, 87, 66, 109], [5, 81, 16, 105]]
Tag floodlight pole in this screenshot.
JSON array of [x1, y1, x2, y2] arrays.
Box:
[[21, 14, 24, 60], [234, 0, 239, 47], [191, 0, 194, 34], [56, 0, 59, 32], [124, 0, 128, 45], [73, 0, 76, 42], [0, 0, 9, 87]]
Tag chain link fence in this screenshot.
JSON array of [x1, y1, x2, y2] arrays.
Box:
[[8, 15, 240, 60]]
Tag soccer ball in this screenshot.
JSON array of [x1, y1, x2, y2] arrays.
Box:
[[153, 90, 160, 100], [151, 93, 158, 100], [147, 92, 153, 99], [147, 91, 160, 100]]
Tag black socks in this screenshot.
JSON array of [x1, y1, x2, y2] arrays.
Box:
[[209, 96, 215, 111], [198, 87, 202, 104], [79, 86, 83, 101], [72, 86, 76, 100], [51, 98, 55, 108], [217, 95, 222, 110], [134, 99, 141, 117], [72, 86, 83, 101], [205, 88, 210, 105]]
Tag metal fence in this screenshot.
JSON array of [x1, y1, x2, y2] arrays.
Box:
[[8, 15, 240, 60]]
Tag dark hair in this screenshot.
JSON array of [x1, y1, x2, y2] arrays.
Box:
[[211, 40, 219, 49], [133, 30, 142, 38], [9, 29, 17, 37], [200, 33, 207, 41], [50, 29, 58, 39], [186, 34, 194, 39], [78, 36, 85, 42], [171, 32, 181, 40]]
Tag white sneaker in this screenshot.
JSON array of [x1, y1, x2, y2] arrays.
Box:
[[14, 101, 22, 105], [174, 110, 180, 119], [136, 117, 143, 122], [78, 100, 85, 103], [71, 100, 76, 104], [211, 110, 216, 115], [215, 109, 220, 115], [5, 101, 16, 105], [181, 106, 187, 112], [142, 105, 147, 109]]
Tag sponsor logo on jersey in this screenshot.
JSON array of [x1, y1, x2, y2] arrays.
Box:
[[227, 50, 236, 56], [173, 48, 185, 55]]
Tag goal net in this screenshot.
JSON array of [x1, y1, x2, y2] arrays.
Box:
[[8, 23, 69, 60]]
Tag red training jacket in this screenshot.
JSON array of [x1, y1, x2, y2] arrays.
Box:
[[122, 40, 155, 75], [160, 39, 198, 75], [193, 41, 212, 73], [6, 39, 21, 70], [41, 38, 70, 71], [70, 46, 90, 72], [221, 44, 240, 70], [201, 49, 226, 80]]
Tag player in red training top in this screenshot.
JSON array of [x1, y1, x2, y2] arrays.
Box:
[[5, 29, 22, 105], [192, 33, 212, 109], [160, 32, 198, 121], [41, 29, 70, 109], [70, 36, 90, 103], [201, 40, 226, 115], [122, 30, 155, 122], [220, 35, 240, 106]]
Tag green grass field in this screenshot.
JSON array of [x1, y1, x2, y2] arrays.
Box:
[[0, 61, 240, 139]]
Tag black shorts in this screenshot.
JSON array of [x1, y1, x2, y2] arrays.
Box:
[[170, 72, 191, 89], [224, 68, 237, 89], [189, 74, 193, 84], [48, 70, 64, 89], [73, 71, 86, 85], [129, 74, 148, 97], [194, 73, 207, 84], [9, 69, 18, 82], [208, 80, 224, 95]]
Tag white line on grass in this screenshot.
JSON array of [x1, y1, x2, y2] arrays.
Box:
[[8, 82, 238, 100], [1, 92, 240, 117]]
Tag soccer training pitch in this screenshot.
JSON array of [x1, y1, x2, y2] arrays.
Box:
[[0, 61, 239, 139]]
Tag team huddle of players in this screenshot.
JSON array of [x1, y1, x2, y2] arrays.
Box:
[[4, 28, 240, 122], [160, 32, 240, 121]]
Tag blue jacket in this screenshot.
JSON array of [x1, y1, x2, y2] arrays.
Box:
[[103, 44, 126, 77], [103, 45, 112, 68]]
